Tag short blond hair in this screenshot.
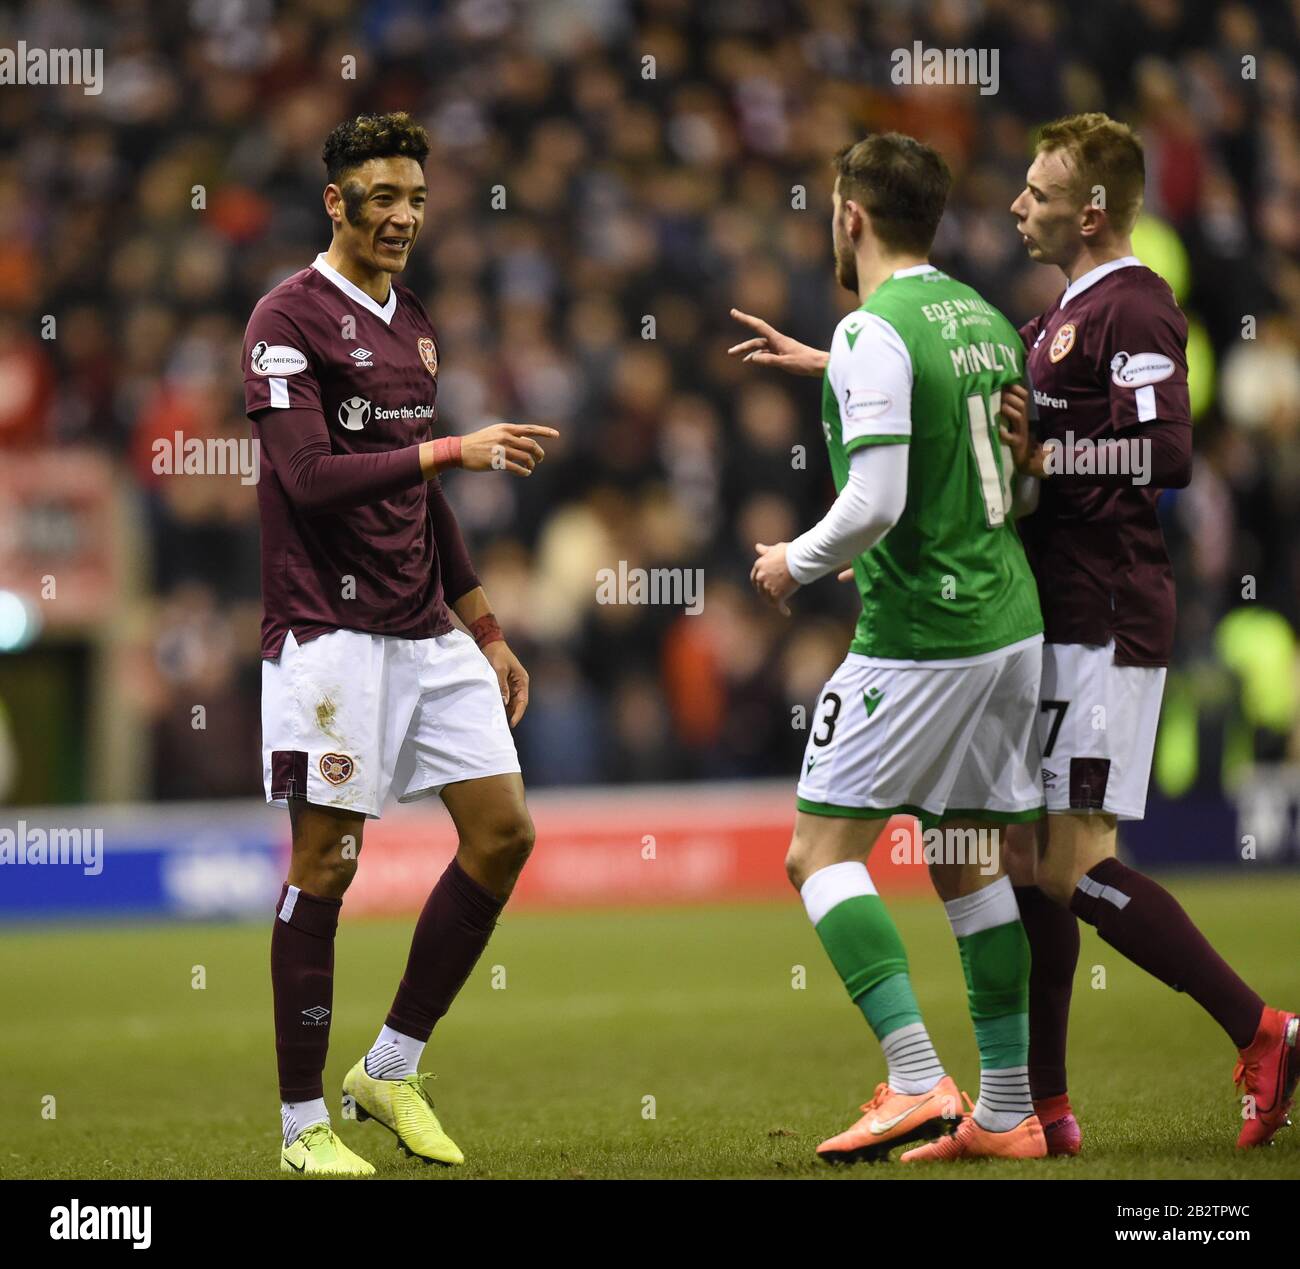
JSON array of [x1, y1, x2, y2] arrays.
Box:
[[1036, 113, 1145, 234]]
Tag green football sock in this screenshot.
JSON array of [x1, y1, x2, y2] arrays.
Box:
[[943, 878, 1034, 1130], [801, 862, 946, 1093], [814, 893, 911, 1016], [956, 921, 1030, 1067]]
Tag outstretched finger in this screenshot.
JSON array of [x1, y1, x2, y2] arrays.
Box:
[[730, 308, 774, 338], [502, 424, 561, 438], [728, 337, 767, 356], [836, 567, 853, 583]]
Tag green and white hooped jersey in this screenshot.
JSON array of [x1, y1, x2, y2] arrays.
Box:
[[823, 265, 1042, 660]]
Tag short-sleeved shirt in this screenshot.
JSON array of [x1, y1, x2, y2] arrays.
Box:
[[242, 254, 451, 660], [821, 264, 1042, 661], [1018, 258, 1191, 667]]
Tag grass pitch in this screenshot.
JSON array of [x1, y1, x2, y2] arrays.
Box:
[[2, 873, 1297, 1180]]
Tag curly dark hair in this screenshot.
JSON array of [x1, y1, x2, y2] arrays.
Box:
[[321, 112, 430, 184]]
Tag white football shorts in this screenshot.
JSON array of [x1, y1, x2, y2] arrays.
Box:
[[1037, 640, 1166, 821], [261, 627, 521, 818], [796, 634, 1045, 828]]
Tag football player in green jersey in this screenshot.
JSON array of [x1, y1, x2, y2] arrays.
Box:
[[731, 133, 1047, 1162]]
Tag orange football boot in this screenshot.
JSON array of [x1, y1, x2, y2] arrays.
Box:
[[900, 1111, 1047, 1162], [1234, 1006, 1299, 1148], [816, 1076, 964, 1164]]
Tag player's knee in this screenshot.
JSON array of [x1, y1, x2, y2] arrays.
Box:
[[1036, 867, 1075, 908], [784, 839, 810, 891], [477, 811, 535, 874], [296, 850, 357, 899], [1002, 823, 1038, 888]]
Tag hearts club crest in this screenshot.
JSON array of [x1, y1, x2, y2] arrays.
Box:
[[319, 753, 354, 785], [418, 337, 438, 379], [1049, 322, 1076, 363]]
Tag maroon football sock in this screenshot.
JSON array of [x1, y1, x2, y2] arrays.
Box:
[[1015, 885, 1079, 1100], [271, 883, 342, 1101], [1069, 858, 1264, 1049], [385, 857, 505, 1042]]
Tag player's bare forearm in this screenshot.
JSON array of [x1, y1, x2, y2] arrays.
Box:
[[453, 587, 529, 724], [420, 423, 560, 478], [452, 586, 492, 627]]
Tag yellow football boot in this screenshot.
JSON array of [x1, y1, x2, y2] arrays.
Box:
[[343, 1058, 465, 1166], [281, 1122, 376, 1176]]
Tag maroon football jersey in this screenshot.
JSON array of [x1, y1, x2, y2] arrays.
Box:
[[1018, 259, 1192, 667], [243, 254, 455, 659]]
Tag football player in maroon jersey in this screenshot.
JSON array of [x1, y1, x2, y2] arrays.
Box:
[[1000, 112, 1295, 1153], [243, 112, 557, 1174]]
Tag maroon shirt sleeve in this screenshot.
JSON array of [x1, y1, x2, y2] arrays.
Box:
[[243, 301, 323, 414], [1049, 423, 1191, 489], [426, 475, 480, 604], [253, 406, 425, 513]]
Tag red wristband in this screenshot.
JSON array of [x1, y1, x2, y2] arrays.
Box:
[[431, 435, 462, 471], [469, 613, 504, 650]]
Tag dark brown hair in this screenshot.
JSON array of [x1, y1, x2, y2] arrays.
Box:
[[831, 133, 951, 255]]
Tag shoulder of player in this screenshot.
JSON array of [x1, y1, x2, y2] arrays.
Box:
[[245, 269, 327, 338], [827, 311, 911, 394], [831, 308, 905, 351], [250, 266, 320, 311], [1088, 266, 1188, 344], [393, 280, 435, 328], [1088, 264, 1182, 314]]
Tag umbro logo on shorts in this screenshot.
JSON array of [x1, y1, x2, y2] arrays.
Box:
[[320, 752, 355, 785]]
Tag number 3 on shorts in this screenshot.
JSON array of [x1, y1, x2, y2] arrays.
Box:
[[812, 692, 842, 746]]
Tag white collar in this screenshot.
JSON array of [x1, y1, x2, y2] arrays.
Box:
[[311, 253, 397, 325], [892, 263, 937, 278], [1060, 255, 1141, 308]]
